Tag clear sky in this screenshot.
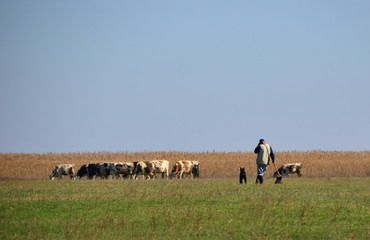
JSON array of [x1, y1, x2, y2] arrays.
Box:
[[1, 1, 369, 153]]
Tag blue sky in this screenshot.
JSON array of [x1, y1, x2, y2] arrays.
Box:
[[1, 1, 369, 153]]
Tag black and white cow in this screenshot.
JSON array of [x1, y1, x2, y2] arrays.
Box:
[[76, 165, 88, 179], [133, 161, 156, 180], [49, 164, 76, 180], [76, 164, 98, 179], [274, 163, 302, 184], [95, 163, 110, 179], [107, 162, 134, 179]]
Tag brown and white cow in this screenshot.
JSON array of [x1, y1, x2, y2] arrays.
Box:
[[49, 164, 76, 180], [274, 163, 302, 184], [150, 160, 170, 179], [133, 161, 156, 180], [169, 161, 194, 179]]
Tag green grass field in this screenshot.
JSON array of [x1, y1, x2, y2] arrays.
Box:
[[0, 178, 369, 240]]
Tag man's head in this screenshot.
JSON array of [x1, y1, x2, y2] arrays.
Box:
[[259, 139, 265, 144]]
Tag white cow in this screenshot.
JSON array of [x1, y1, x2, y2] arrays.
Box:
[[150, 160, 170, 179]]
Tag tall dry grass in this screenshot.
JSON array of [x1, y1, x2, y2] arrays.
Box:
[[0, 151, 369, 180]]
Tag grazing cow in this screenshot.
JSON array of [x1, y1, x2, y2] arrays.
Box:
[[170, 161, 193, 179], [95, 163, 109, 179], [274, 163, 302, 184], [150, 160, 170, 179], [131, 162, 138, 179], [76, 165, 88, 179], [107, 162, 134, 179], [87, 163, 98, 179], [49, 164, 76, 180], [125, 162, 135, 179], [76, 164, 98, 179], [133, 161, 156, 180]]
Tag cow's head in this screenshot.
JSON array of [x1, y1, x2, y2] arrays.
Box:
[[76, 165, 87, 179], [124, 164, 134, 176], [133, 162, 146, 177], [169, 163, 180, 179], [134, 164, 142, 176]]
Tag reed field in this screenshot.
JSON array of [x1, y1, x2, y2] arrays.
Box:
[[0, 151, 369, 180]]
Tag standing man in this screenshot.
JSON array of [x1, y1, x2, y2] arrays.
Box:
[[254, 139, 275, 184]]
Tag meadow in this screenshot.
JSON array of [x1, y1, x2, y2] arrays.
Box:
[[0, 151, 369, 239], [0, 178, 369, 240]]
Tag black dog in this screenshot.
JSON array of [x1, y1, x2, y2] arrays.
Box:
[[239, 167, 247, 184]]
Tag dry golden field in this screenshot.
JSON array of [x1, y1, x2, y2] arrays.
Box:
[[0, 151, 369, 180]]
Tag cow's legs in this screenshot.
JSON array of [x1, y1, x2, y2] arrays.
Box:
[[162, 172, 169, 179], [275, 176, 283, 184]]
